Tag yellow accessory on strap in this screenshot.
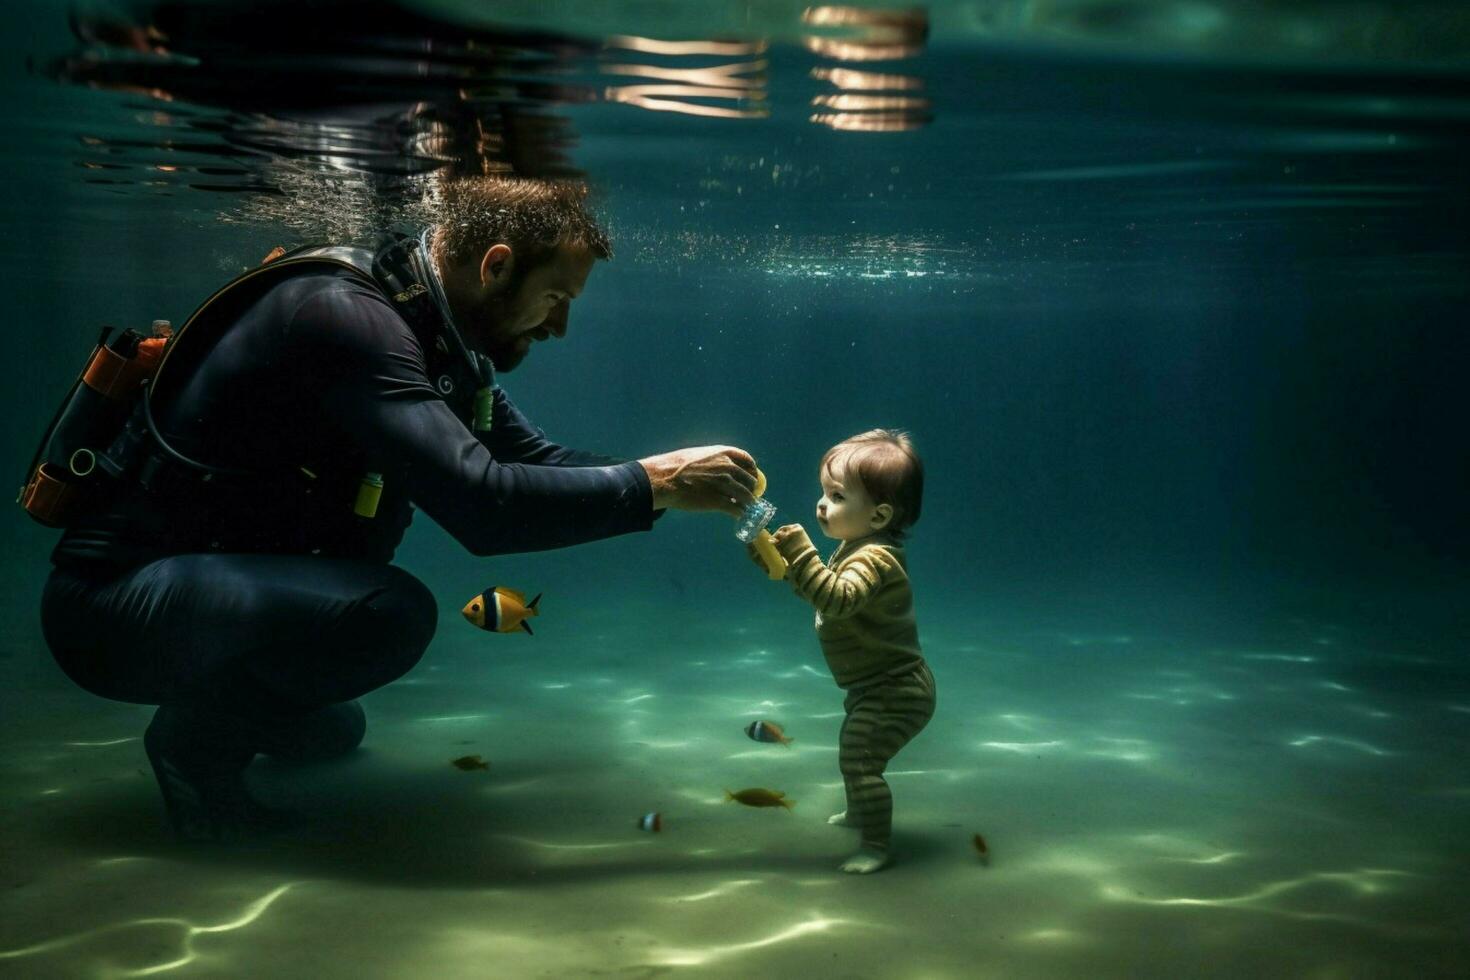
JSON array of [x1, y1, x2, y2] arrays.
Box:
[[354, 471, 384, 518]]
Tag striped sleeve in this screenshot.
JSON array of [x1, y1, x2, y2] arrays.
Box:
[[774, 528, 900, 621]]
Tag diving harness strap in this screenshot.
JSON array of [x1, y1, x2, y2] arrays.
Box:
[[130, 232, 495, 498]]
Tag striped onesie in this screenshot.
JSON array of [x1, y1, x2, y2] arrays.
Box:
[[774, 527, 936, 854]]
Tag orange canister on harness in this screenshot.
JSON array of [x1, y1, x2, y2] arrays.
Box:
[[19, 322, 172, 527]]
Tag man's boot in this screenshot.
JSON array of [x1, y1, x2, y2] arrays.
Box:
[[143, 703, 301, 842]]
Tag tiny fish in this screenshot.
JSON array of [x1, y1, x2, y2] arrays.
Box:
[[637, 811, 663, 832], [462, 586, 541, 635], [745, 720, 793, 747], [973, 832, 989, 862], [725, 788, 794, 810], [451, 755, 490, 771]]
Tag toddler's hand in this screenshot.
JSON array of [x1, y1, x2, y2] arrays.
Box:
[[771, 523, 805, 549]]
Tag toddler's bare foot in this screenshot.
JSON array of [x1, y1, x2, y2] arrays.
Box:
[[840, 847, 891, 874], [827, 809, 857, 827]]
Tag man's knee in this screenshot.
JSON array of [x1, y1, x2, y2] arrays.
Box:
[[348, 567, 437, 671]]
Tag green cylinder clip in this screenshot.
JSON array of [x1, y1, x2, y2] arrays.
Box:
[[354, 471, 384, 518], [473, 386, 494, 432]]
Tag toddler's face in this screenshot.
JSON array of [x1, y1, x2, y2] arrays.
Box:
[[816, 462, 882, 542]]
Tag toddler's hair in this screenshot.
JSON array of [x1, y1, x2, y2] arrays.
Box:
[[820, 429, 924, 539]]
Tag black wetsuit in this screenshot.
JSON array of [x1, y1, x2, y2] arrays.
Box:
[[39, 236, 654, 789]]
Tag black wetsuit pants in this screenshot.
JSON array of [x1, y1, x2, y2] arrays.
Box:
[[41, 554, 437, 774]]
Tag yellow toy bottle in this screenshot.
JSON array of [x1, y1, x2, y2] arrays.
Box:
[[736, 468, 788, 580]]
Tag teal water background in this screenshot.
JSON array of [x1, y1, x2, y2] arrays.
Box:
[[2, 2, 1468, 977]]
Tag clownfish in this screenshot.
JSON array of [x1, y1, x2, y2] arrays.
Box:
[[637, 811, 663, 832], [462, 587, 541, 635], [744, 720, 793, 747]]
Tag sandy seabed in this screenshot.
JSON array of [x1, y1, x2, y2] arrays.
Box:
[[2, 589, 1468, 980]]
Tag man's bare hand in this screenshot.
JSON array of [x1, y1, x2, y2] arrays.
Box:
[[638, 445, 759, 517]]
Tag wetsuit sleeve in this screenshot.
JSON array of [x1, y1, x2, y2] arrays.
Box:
[[484, 387, 625, 467], [288, 282, 655, 556], [774, 527, 902, 620]]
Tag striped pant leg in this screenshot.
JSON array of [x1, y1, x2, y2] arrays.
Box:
[[838, 664, 937, 851]]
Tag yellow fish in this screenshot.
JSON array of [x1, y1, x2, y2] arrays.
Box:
[[724, 788, 794, 810], [462, 587, 541, 635]]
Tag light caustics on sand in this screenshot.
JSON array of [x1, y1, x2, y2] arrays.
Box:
[[1085, 738, 1156, 763], [662, 879, 763, 903], [1168, 851, 1246, 865], [774, 665, 829, 680], [883, 768, 965, 783], [1062, 634, 1135, 647], [1241, 653, 1319, 663], [481, 775, 551, 794], [493, 835, 653, 853], [633, 738, 698, 750], [1287, 734, 1392, 756], [1020, 927, 1088, 944], [725, 747, 815, 760], [1127, 834, 1245, 866], [1125, 683, 1237, 705], [734, 698, 792, 714], [981, 740, 1067, 753], [1100, 868, 1418, 923], [0, 884, 296, 976], [979, 736, 1159, 765], [650, 913, 862, 967]]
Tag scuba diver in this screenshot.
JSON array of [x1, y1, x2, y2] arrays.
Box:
[[29, 176, 759, 841]]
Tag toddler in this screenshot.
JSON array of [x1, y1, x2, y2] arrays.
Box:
[[761, 429, 935, 874]]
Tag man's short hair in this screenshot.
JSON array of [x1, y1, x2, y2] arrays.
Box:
[[429, 176, 612, 272], [821, 428, 924, 540]]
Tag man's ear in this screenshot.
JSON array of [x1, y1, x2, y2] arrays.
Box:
[[871, 503, 894, 529], [479, 243, 514, 291]]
